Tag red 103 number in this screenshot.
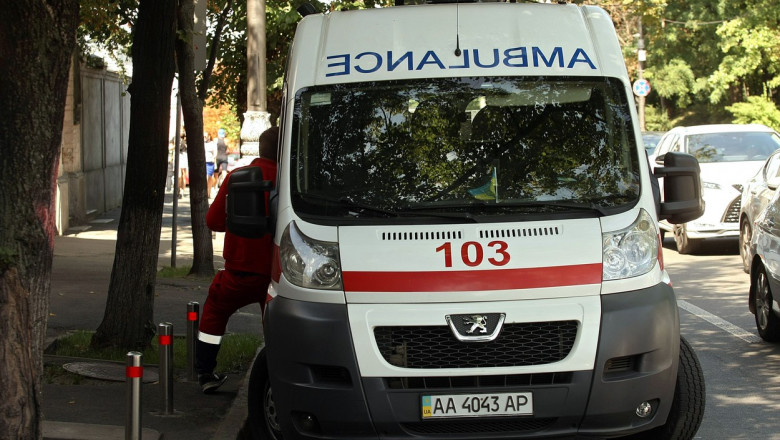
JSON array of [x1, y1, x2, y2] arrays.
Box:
[[435, 241, 511, 268]]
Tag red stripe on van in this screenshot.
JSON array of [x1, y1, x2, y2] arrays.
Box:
[[342, 263, 602, 292]]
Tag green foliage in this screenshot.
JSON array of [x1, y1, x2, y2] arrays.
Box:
[[647, 59, 695, 108], [591, 0, 780, 123], [216, 109, 242, 143], [77, 0, 136, 73], [727, 95, 780, 130], [644, 105, 671, 131], [668, 103, 733, 127], [708, 19, 780, 104]]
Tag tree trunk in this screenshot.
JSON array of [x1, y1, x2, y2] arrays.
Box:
[[197, 0, 233, 101], [0, 1, 79, 437], [177, 0, 215, 277], [91, 0, 177, 350]]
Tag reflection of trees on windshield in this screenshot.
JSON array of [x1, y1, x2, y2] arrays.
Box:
[[687, 133, 780, 163], [689, 144, 719, 163], [291, 77, 640, 216]]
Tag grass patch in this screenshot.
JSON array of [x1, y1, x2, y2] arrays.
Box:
[[157, 265, 194, 278], [44, 364, 85, 385], [157, 265, 215, 282], [47, 330, 262, 375]]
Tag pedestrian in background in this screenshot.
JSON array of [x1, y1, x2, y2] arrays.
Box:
[[216, 128, 229, 188], [204, 132, 217, 199], [178, 134, 189, 199], [196, 126, 279, 393], [166, 139, 175, 192]]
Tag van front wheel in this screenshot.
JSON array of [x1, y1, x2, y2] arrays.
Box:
[[247, 347, 284, 440], [627, 336, 705, 440]]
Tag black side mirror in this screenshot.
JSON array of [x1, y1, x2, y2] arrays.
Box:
[[654, 152, 705, 224], [226, 167, 274, 238]]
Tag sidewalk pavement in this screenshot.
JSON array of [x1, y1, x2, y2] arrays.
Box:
[[43, 189, 262, 440]]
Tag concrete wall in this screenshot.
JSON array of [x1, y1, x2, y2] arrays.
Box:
[[59, 58, 81, 233], [57, 61, 130, 234]]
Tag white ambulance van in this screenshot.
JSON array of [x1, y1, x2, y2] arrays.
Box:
[[231, 2, 706, 439]]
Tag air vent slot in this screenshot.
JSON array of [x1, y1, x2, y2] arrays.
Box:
[[479, 225, 561, 239], [380, 230, 463, 241], [603, 355, 640, 380], [605, 356, 635, 372]]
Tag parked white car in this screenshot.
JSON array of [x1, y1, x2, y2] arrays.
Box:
[[740, 149, 780, 272], [652, 124, 780, 254], [749, 187, 780, 341], [642, 130, 665, 156]]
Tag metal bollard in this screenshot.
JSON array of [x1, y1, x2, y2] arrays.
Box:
[[158, 322, 174, 415], [126, 351, 143, 440], [187, 301, 200, 381]]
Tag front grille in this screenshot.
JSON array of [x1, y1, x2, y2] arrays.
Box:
[[722, 196, 741, 223], [375, 321, 578, 369], [402, 418, 556, 435], [385, 372, 574, 390]]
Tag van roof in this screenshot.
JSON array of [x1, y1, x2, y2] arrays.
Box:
[[288, 2, 629, 88]]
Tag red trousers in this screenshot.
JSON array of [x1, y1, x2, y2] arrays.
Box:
[[198, 269, 270, 342]]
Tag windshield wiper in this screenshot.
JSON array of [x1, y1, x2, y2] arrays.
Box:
[[298, 193, 398, 217], [339, 196, 399, 217], [495, 200, 609, 216], [405, 200, 608, 217], [397, 209, 479, 222], [336, 196, 479, 222], [299, 193, 479, 222]]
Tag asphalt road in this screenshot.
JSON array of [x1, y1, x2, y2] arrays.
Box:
[[662, 237, 780, 440]]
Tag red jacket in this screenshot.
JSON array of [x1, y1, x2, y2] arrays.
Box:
[[206, 157, 278, 275]]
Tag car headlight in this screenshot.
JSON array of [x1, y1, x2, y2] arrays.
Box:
[[279, 221, 342, 290], [602, 209, 658, 280]]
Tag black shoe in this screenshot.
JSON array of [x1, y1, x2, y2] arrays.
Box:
[[199, 373, 227, 394]]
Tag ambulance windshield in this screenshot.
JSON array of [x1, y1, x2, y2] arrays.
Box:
[[290, 77, 640, 222]]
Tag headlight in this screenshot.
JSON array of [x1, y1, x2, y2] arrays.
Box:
[[279, 221, 342, 290], [602, 209, 657, 280]]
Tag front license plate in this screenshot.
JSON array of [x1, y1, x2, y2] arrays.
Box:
[[421, 392, 533, 419]]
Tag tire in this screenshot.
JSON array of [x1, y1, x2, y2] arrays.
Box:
[[739, 219, 752, 274], [754, 266, 780, 342], [673, 224, 700, 255], [630, 336, 705, 440], [247, 348, 284, 440]]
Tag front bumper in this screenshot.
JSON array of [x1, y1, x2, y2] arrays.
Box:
[[684, 224, 739, 239], [262, 284, 680, 439]]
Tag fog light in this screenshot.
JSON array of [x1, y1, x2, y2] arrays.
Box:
[[636, 401, 652, 418], [293, 412, 321, 434]]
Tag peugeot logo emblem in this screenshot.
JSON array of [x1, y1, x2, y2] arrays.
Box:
[[463, 315, 489, 334], [446, 313, 506, 342]]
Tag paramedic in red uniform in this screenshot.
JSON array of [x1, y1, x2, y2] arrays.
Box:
[[196, 126, 279, 393]]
